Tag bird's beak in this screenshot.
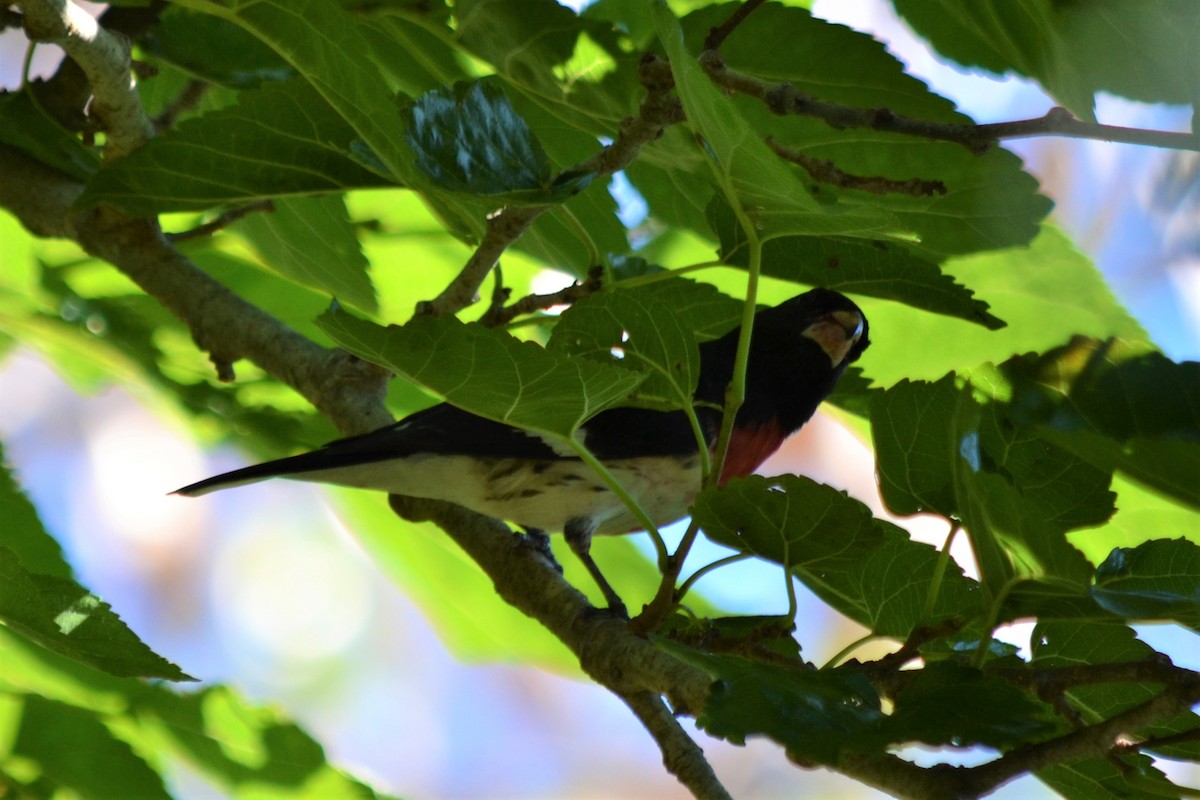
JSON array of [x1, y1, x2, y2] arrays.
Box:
[[804, 310, 865, 367]]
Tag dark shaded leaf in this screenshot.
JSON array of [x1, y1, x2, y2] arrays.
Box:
[[0, 92, 99, 181], [660, 641, 888, 762], [403, 81, 591, 203], [887, 662, 1056, 749], [1092, 539, 1200, 631], [1003, 338, 1200, 510]]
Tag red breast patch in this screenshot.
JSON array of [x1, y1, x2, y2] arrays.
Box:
[[718, 420, 787, 485]]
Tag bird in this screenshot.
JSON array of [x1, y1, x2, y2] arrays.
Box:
[[174, 288, 870, 614]]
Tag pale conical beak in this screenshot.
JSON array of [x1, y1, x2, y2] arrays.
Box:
[[803, 310, 865, 367]]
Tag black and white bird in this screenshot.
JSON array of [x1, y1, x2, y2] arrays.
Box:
[[175, 288, 870, 612]]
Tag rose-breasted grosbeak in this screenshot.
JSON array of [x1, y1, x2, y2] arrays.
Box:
[[175, 288, 869, 612]]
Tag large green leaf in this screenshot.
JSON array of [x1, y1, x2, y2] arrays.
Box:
[[233, 195, 377, 313], [0, 547, 191, 681], [692, 474, 983, 636], [871, 376, 1106, 587], [79, 78, 391, 214], [653, 3, 898, 242], [891, 0, 1200, 118], [140, 5, 294, 88], [187, 0, 413, 183], [712, 201, 1003, 329], [316, 307, 644, 438], [857, 226, 1145, 389], [676, 3, 1051, 257]]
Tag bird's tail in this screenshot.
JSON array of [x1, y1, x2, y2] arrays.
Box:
[[172, 450, 346, 497]]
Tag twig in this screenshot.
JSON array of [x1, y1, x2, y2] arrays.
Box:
[[168, 200, 276, 243], [154, 78, 209, 132], [766, 136, 946, 196], [15, 0, 156, 159], [704, 0, 766, 52], [698, 50, 1200, 155], [416, 53, 683, 318], [623, 692, 733, 800], [478, 265, 604, 327], [1114, 726, 1200, 754]]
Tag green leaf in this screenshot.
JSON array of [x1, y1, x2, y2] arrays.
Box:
[[403, 81, 591, 203], [871, 375, 1110, 587], [660, 641, 888, 762], [1, 443, 73, 579], [1003, 338, 1200, 510], [12, 695, 171, 800], [712, 201, 1003, 329], [199, 0, 413, 183], [652, 3, 897, 241], [548, 278, 742, 409], [0, 92, 99, 182], [79, 78, 391, 214], [234, 195, 377, 313], [858, 225, 1146, 388], [140, 5, 294, 88], [1038, 757, 1184, 800], [0, 547, 191, 681], [869, 375, 962, 519], [887, 662, 1056, 748], [0, 629, 390, 798], [692, 475, 983, 636], [676, 3, 1050, 257], [1091, 540, 1200, 631], [892, 0, 1200, 118], [315, 307, 644, 438]]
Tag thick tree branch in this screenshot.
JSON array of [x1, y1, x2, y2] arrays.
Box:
[[15, 0, 155, 159], [0, 146, 390, 434], [698, 50, 1200, 154], [418, 54, 683, 318]]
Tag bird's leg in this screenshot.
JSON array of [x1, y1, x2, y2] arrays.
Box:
[[564, 519, 628, 617], [518, 527, 562, 574]]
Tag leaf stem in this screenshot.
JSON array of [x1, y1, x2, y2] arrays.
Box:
[[676, 552, 752, 600], [919, 521, 961, 626]]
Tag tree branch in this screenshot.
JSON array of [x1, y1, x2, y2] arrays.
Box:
[[954, 678, 1200, 798], [15, 0, 156, 159], [417, 53, 684, 318], [698, 50, 1200, 154], [622, 692, 733, 800]]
